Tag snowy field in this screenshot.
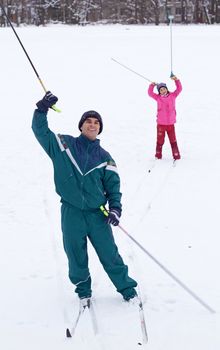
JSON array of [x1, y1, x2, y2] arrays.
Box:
[[0, 24, 220, 349]]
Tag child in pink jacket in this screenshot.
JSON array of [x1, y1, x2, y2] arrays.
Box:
[[148, 76, 182, 160]]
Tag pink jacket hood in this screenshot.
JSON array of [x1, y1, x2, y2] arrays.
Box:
[[148, 80, 182, 125]]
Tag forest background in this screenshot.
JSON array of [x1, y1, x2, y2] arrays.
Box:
[[0, 0, 219, 27]]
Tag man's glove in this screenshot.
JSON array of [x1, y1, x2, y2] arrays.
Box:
[[36, 91, 58, 112], [105, 208, 121, 226]]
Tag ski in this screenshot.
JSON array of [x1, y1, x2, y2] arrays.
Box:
[[66, 296, 148, 346], [148, 157, 178, 173], [173, 159, 178, 167], [66, 298, 98, 338], [66, 300, 86, 338], [134, 296, 148, 345], [88, 298, 99, 335]]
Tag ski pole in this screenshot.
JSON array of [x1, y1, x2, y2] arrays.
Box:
[[168, 15, 175, 78], [0, 2, 60, 113], [100, 206, 216, 314], [111, 58, 154, 83]]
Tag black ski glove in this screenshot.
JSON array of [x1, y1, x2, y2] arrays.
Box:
[[36, 91, 58, 112], [105, 208, 121, 226]]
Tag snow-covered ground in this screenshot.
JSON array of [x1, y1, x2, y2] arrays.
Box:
[[0, 24, 220, 350]]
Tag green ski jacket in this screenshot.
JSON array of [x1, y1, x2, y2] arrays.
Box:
[[32, 110, 122, 212]]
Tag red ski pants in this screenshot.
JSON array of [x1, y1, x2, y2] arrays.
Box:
[[156, 124, 177, 145]]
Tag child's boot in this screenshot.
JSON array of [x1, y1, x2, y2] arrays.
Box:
[[171, 142, 181, 160], [155, 143, 163, 159]]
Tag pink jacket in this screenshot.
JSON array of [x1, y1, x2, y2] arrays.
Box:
[[148, 80, 182, 125]]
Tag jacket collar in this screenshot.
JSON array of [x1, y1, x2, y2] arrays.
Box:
[[78, 133, 100, 147]]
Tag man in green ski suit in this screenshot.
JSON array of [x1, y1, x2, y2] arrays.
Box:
[[32, 91, 137, 302]]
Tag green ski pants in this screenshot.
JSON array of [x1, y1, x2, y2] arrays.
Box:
[[61, 203, 137, 298]]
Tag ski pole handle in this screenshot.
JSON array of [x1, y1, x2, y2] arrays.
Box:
[[51, 104, 61, 113], [38, 78, 61, 113], [100, 205, 109, 217]]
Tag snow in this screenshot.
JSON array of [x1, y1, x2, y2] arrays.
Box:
[[0, 24, 220, 349]]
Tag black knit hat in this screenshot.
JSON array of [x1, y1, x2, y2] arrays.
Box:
[[78, 110, 103, 135]]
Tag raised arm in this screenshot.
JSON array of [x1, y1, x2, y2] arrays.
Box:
[[32, 92, 60, 158], [171, 76, 182, 97], [148, 83, 158, 100]]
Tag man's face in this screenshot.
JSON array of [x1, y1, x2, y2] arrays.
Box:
[[159, 87, 168, 96], [81, 117, 100, 140]]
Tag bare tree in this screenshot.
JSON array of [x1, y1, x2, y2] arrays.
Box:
[[0, 0, 219, 25]]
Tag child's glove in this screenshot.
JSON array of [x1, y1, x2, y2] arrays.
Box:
[[105, 208, 121, 226], [36, 91, 58, 112]]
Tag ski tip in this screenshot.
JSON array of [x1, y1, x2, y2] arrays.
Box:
[[66, 328, 72, 338]]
